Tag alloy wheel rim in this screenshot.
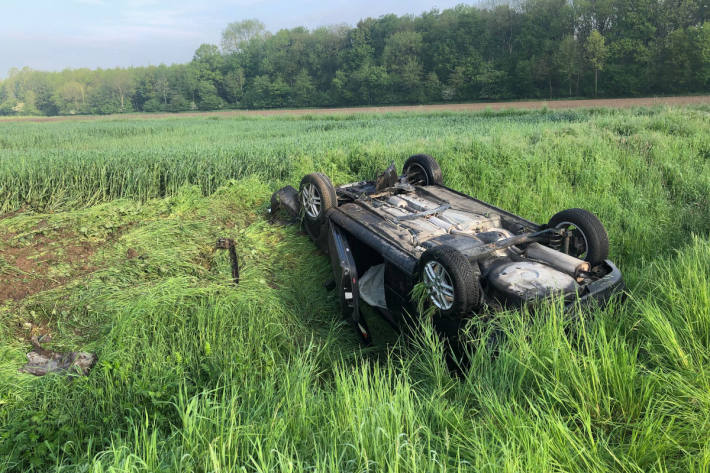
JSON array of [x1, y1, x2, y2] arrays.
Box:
[[423, 261, 455, 310], [301, 183, 322, 219]]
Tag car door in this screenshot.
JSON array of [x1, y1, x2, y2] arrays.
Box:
[[327, 221, 371, 344]]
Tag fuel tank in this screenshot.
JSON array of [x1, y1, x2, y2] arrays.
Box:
[[487, 261, 579, 304]]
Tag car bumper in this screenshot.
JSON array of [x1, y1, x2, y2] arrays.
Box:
[[568, 259, 625, 310]]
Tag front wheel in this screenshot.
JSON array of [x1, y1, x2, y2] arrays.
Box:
[[420, 246, 480, 318], [548, 208, 609, 265], [299, 173, 336, 241]]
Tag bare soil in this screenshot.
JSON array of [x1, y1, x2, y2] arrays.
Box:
[[4, 95, 709, 123], [0, 229, 95, 302]]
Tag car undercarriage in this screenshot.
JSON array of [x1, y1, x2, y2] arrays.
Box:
[[272, 155, 624, 345]]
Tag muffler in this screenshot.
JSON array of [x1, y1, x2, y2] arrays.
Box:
[[525, 242, 590, 277]]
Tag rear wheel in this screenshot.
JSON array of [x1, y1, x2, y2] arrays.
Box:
[[299, 173, 336, 241], [548, 208, 609, 265], [403, 154, 443, 186], [420, 246, 480, 318], [270, 192, 281, 213]]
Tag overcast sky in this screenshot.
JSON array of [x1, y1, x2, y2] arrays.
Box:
[[0, 0, 471, 77]]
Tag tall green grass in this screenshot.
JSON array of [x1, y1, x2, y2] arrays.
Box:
[[0, 106, 709, 472], [1, 107, 708, 267]]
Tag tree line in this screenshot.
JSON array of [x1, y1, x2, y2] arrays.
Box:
[[1, 0, 707, 116]]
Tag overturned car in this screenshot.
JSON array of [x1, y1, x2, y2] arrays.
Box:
[[272, 155, 623, 344]]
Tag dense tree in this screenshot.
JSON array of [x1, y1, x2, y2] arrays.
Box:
[[55, 81, 86, 113], [656, 22, 710, 92], [1, 1, 707, 116], [383, 31, 425, 102], [585, 30, 608, 96], [558, 35, 580, 96], [221, 19, 267, 54]]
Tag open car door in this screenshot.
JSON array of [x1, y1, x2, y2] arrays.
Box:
[[327, 221, 371, 345]]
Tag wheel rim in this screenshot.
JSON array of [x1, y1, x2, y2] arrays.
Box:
[[405, 163, 429, 186], [554, 221, 589, 259], [301, 183, 322, 219], [423, 261, 455, 310]]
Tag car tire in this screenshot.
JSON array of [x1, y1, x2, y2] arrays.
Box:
[[420, 245, 480, 318], [403, 154, 444, 186], [299, 173, 337, 241], [548, 208, 609, 265], [270, 192, 280, 213]]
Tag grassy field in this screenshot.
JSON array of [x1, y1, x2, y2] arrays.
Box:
[[0, 105, 709, 472], [3, 95, 709, 124]]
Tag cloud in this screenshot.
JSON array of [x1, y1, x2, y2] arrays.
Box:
[[64, 1, 223, 43], [0, 0, 474, 76], [79, 24, 204, 42]]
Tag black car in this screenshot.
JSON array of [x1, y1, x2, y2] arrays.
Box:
[[271, 154, 623, 345]]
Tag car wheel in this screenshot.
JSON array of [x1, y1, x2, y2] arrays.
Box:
[[420, 246, 480, 317], [299, 173, 337, 241], [548, 208, 609, 265], [403, 154, 444, 186], [270, 191, 281, 213]]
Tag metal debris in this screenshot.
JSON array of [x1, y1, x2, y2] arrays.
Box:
[[216, 237, 240, 286], [269, 185, 299, 222], [19, 335, 97, 377]]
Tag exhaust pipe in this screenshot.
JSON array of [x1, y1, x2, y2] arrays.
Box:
[[525, 242, 590, 277]]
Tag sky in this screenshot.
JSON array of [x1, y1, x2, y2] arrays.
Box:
[[0, 0, 471, 77]]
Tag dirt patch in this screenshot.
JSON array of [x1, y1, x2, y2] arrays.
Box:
[[3, 96, 709, 123], [0, 231, 95, 302], [0, 208, 26, 220], [0, 220, 137, 302]]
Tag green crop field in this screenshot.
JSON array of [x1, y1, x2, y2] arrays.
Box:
[[1, 106, 709, 472]]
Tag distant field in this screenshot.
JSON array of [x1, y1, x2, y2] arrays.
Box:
[[2, 94, 709, 122], [0, 105, 709, 472]]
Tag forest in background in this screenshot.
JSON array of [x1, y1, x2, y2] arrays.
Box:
[[0, 0, 707, 116]]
